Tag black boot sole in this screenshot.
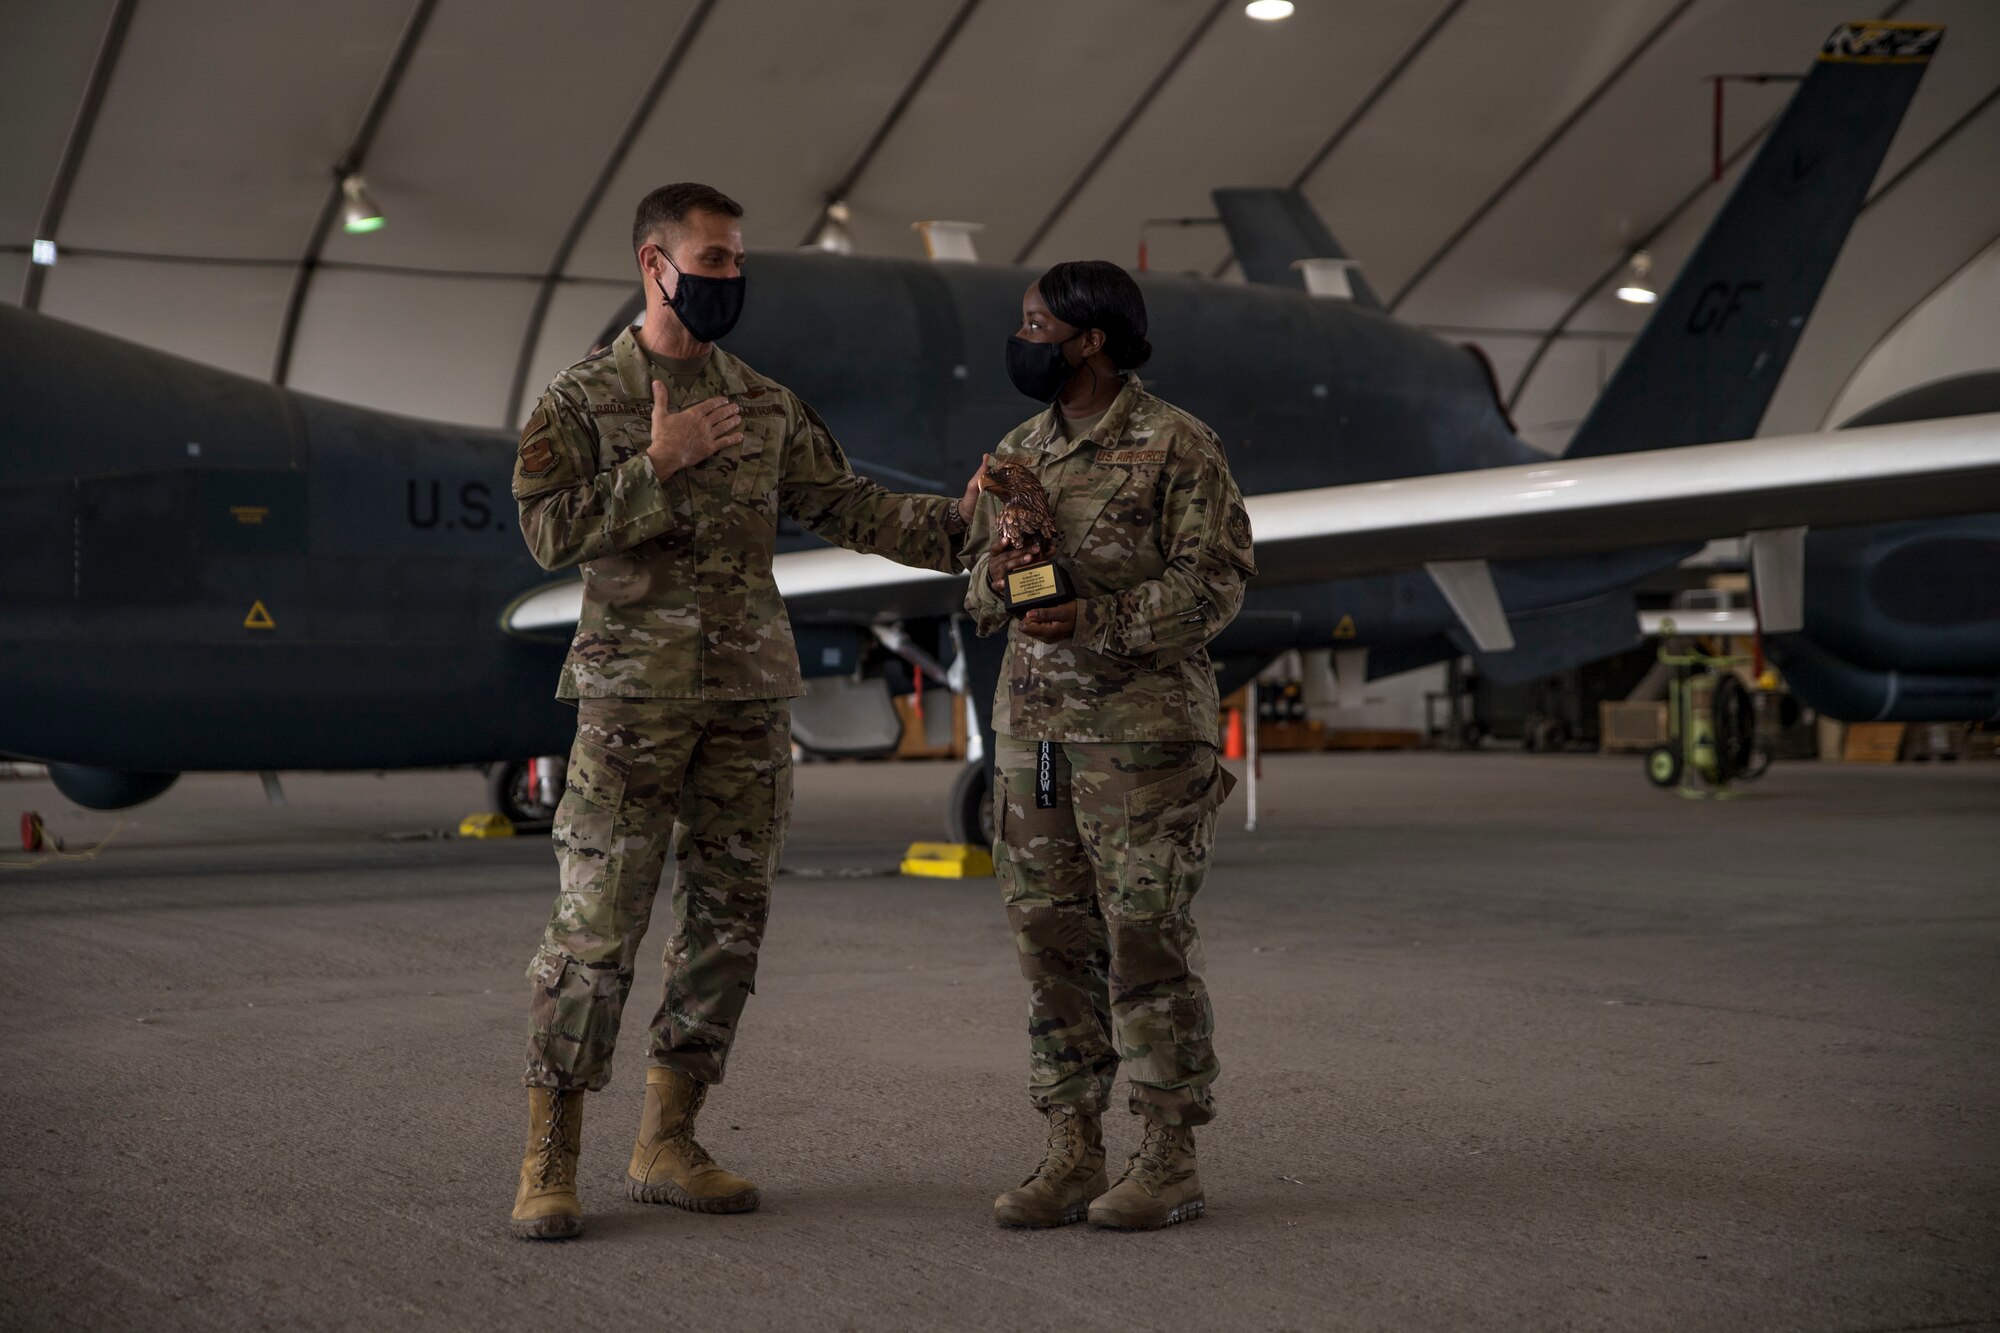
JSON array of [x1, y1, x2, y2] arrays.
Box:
[[627, 1175, 761, 1214], [1088, 1197, 1206, 1230]]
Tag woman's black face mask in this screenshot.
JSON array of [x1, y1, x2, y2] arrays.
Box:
[[656, 252, 745, 344], [1005, 332, 1080, 403]]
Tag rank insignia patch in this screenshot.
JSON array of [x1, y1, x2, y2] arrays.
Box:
[[519, 404, 558, 476]]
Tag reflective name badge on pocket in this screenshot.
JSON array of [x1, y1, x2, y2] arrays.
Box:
[[1035, 741, 1056, 809]]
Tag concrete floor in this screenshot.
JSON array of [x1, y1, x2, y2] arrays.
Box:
[[0, 752, 1994, 1332]]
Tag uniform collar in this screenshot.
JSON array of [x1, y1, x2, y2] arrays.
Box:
[[612, 326, 752, 400], [1034, 373, 1144, 462]]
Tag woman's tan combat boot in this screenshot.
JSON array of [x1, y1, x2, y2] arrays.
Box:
[[511, 1087, 584, 1240], [1087, 1119, 1204, 1230], [993, 1105, 1108, 1227], [626, 1067, 760, 1213]]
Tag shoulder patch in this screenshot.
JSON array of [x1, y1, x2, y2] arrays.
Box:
[[1227, 501, 1253, 551], [519, 438, 555, 476]]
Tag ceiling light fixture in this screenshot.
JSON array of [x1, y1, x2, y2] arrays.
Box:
[[812, 200, 854, 254], [339, 175, 385, 234], [1615, 250, 1656, 304], [1246, 0, 1295, 18], [30, 239, 57, 267]]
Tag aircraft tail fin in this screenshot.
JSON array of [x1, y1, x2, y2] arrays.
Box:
[[1213, 188, 1383, 309], [1564, 20, 1941, 459]]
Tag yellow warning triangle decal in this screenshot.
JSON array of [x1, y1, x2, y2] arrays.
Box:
[[1333, 614, 1357, 639], [244, 600, 276, 630]]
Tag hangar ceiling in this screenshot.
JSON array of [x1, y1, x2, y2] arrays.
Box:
[[5, 0, 1996, 450]]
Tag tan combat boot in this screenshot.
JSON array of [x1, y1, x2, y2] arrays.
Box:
[[626, 1066, 760, 1213], [1087, 1119, 1204, 1230], [994, 1104, 1108, 1228], [510, 1087, 584, 1240]]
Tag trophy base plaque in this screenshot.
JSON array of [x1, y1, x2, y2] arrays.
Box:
[[1004, 559, 1074, 615]]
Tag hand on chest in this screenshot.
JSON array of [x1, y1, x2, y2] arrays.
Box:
[[600, 385, 788, 506]]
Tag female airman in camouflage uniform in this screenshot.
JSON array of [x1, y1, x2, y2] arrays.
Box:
[[964, 261, 1255, 1231]]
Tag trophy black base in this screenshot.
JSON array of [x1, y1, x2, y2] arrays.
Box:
[[1004, 560, 1074, 615]]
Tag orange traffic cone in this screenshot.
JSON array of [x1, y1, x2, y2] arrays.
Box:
[[1223, 708, 1246, 760]]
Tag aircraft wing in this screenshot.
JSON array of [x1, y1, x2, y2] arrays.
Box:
[[1243, 412, 2000, 581], [505, 411, 2000, 641]]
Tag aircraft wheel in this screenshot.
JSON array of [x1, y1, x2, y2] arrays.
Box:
[[1645, 745, 1682, 788], [946, 758, 994, 848], [1459, 721, 1484, 750], [487, 759, 558, 826]]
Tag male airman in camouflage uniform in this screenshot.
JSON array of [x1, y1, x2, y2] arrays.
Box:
[[508, 184, 970, 1239], [965, 334, 1255, 1231]]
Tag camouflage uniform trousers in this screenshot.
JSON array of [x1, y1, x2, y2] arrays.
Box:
[[524, 695, 792, 1092], [992, 734, 1234, 1127]]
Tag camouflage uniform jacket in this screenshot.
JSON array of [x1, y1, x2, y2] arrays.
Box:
[[514, 328, 964, 700], [964, 375, 1255, 745]]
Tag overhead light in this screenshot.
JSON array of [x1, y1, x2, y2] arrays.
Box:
[[1246, 0, 1295, 19], [811, 200, 853, 254], [1615, 250, 1655, 304], [339, 175, 385, 234], [30, 239, 57, 267]]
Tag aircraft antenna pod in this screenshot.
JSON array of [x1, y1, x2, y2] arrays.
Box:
[[912, 220, 984, 263], [1290, 257, 1363, 300]]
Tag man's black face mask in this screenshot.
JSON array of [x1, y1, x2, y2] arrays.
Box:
[[656, 251, 745, 345]]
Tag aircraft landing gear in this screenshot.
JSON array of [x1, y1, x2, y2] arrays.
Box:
[[946, 758, 994, 848], [487, 757, 561, 827]]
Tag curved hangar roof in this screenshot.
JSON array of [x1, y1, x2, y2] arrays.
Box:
[[5, 0, 1996, 451]]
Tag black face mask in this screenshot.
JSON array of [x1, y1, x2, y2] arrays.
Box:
[[1005, 333, 1080, 403], [656, 254, 745, 344]]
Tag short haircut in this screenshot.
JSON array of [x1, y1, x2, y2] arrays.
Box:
[[632, 183, 744, 257], [1037, 260, 1152, 370]]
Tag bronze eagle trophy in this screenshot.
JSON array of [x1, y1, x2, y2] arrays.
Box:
[[979, 459, 1074, 615]]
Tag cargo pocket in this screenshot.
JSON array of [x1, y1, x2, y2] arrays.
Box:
[[1113, 754, 1234, 917], [525, 944, 624, 1086], [552, 739, 628, 902], [765, 712, 795, 883]]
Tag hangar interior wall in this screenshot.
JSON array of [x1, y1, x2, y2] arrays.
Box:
[[4, 0, 1995, 443]]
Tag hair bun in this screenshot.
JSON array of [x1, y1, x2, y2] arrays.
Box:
[[1115, 334, 1153, 371]]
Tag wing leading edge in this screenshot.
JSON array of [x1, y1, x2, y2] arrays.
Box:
[[503, 413, 2000, 636]]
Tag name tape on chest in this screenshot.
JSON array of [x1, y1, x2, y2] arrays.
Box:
[[1095, 448, 1167, 466]]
